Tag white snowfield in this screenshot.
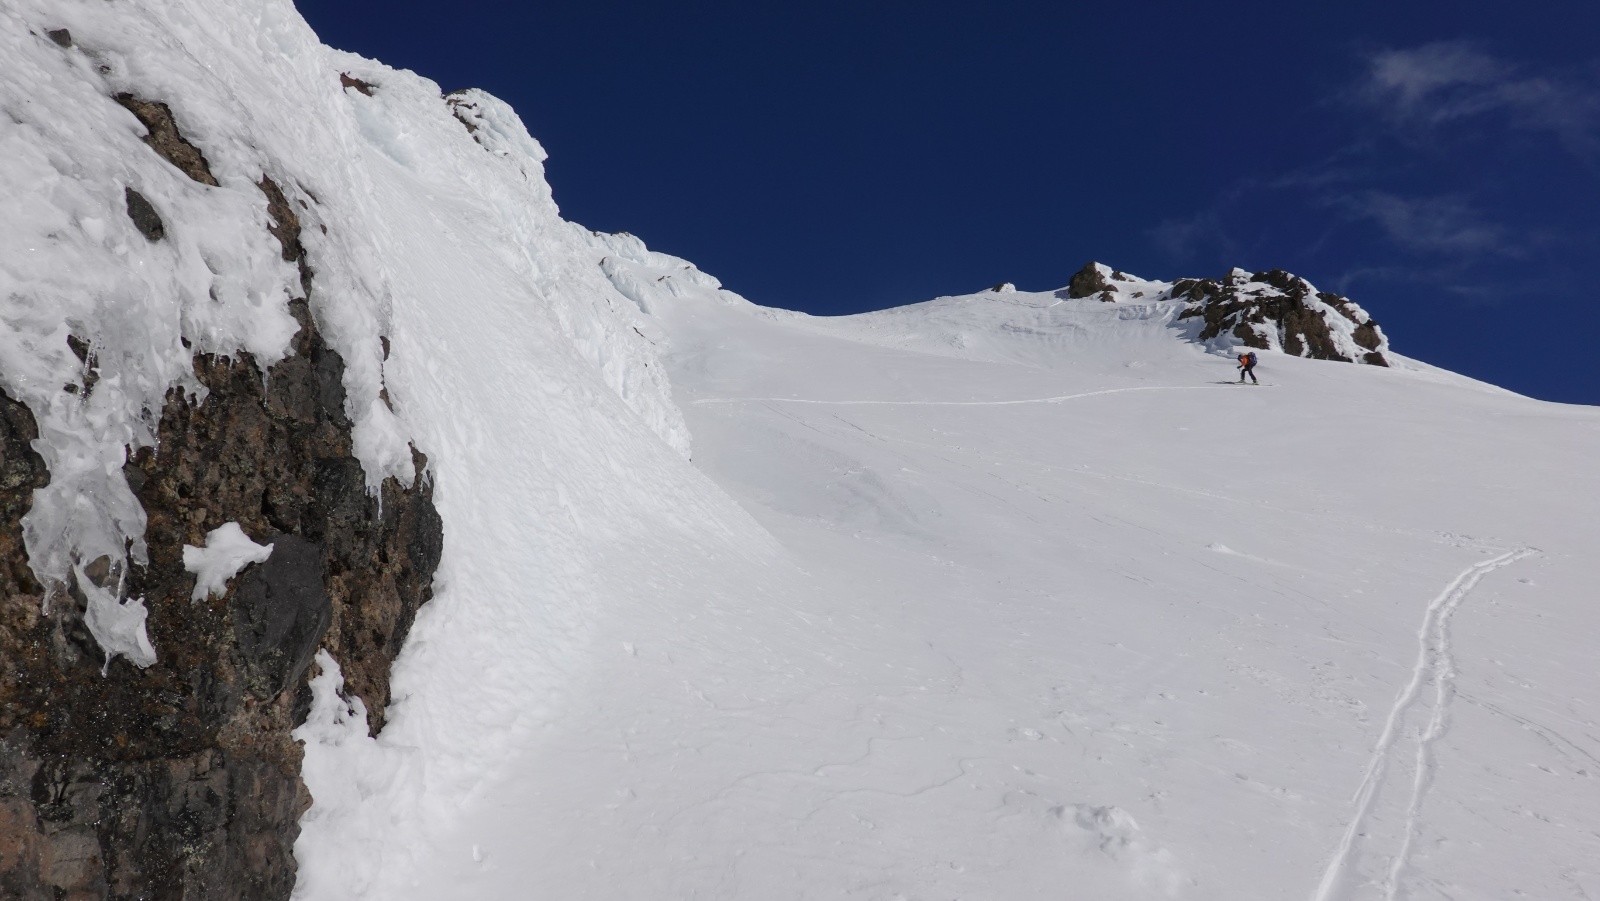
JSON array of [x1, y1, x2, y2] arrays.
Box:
[[383, 277, 1597, 901], [3, 3, 1597, 900]]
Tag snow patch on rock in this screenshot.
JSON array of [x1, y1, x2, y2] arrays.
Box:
[[76, 562, 156, 672], [182, 522, 274, 601]]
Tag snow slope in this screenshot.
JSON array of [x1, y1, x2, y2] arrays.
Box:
[[368, 264, 1599, 901], [5, 3, 1597, 899]]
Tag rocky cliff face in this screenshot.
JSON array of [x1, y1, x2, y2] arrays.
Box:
[[0, 83, 441, 901], [1065, 262, 1390, 365]]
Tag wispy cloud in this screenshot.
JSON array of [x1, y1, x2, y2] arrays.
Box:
[[1360, 41, 1600, 156], [1365, 42, 1509, 119], [1330, 262, 1506, 307], [1330, 263, 1432, 295], [1147, 208, 1234, 261], [1326, 191, 1514, 256], [1145, 42, 1594, 303]]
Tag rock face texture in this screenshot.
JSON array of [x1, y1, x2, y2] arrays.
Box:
[[1062, 262, 1390, 365], [0, 97, 442, 900], [1172, 269, 1388, 365], [1064, 263, 1122, 301]]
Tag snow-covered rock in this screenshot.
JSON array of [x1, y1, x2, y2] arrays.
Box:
[[1061, 262, 1390, 365], [0, 0, 671, 895], [1064, 261, 1176, 302], [1171, 267, 1390, 365]]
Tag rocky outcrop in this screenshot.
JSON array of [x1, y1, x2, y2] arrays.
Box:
[[1061, 262, 1390, 365], [1064, 262, 1118, 301], [338, 73, 376, 97], [112, 94, 219, 188], [1062, 262, 1167, 303], [1173, 268, 1389, 365], [0, 97, 441, 899], [123, 188, 165, 243]]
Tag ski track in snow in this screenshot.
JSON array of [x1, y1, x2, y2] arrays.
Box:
[[1310, 547, 1537, 901], [693, 384, 1228, 407]]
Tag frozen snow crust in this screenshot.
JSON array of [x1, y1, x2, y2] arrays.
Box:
[[1, 0, 686, 666]]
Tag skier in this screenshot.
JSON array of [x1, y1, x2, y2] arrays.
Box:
[[1237, 350, 1259, 384]]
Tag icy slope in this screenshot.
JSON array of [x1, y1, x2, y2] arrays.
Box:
[[383, 267, 1600, 900]]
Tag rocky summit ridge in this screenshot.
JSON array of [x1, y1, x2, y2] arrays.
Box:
[[1064, 262, 1390, 366]]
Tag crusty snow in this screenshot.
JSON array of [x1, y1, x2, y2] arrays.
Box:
[[3, 2, 1598, 900]]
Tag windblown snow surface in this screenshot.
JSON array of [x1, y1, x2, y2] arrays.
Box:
[[5, 3, 1600, 899]]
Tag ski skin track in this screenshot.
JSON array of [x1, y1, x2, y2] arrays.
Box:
[[693, 384, 1233, 407], [1310, 548, 1536, 901]]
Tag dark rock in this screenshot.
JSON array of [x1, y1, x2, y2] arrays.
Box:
[[232, 536, 331, 701], [46, 29, 71, 48], [1352, 321, 1384, 353], [66, 335, 90, 364], [257, 178, 302, 264], [0, 144, 440, 898], [339, 73, 376, 96], [64, 334, 101, 398], [0, 390, 47, 598], [1065, 262, 1112, 299], [66, 334, 101, 397], [444, 91, 481, 136], [1318, 292, 1363, 324], [407, 471, 444, 583], [257, 176, 312, 296], [112, 94, 219, 187], [1170, 267, 1389, 365], [1256, 269, 1303, 294], [124, 187, 165, 242]]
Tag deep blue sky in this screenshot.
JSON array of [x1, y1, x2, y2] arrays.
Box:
[[295, 1, 1599, 404]]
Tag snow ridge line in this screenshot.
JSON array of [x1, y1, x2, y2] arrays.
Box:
[[693, 385, 1225, 407], [1310, 547, 1535, 901]]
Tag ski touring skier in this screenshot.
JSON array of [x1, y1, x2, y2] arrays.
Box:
[[1237, 351, 1259, 384]]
